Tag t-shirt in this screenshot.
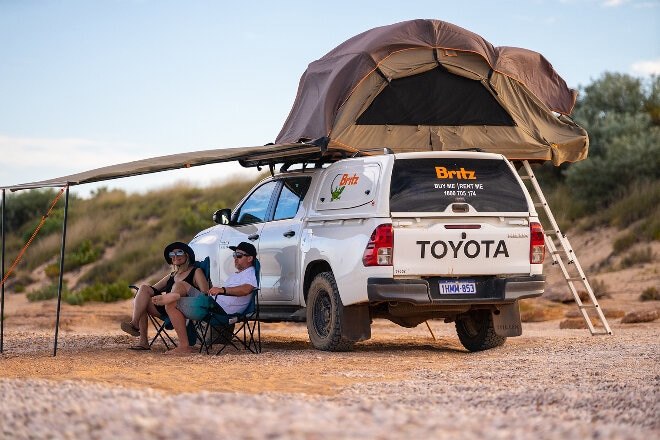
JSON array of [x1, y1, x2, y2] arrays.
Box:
[[215, 265, 258, 314]]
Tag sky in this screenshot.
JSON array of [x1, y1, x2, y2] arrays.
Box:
[[1, 0, 659, 198]]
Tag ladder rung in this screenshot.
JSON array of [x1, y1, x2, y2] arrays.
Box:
[[520, 175, 531, 180], [545, 230, 557, 235], [566, 277, 585, 282], [551, 249, 566, 254], [578, 304, 598, 309]]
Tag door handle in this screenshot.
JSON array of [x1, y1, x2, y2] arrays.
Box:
[[248, 234, 259, 241], [283, 230, 295, 238]]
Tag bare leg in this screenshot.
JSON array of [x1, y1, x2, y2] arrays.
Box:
[[164, 304, 192, 355], [131, 285, 155, 327], [122, 285, 156, 348], [163, 281, 193, 355]]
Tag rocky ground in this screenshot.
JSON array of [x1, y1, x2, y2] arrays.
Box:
[[0, 294, 658, 439], [0, 226, 658, 439]]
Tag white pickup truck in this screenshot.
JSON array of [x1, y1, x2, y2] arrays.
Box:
[[189, 150, 546, 351]]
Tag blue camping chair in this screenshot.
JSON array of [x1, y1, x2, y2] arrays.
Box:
[[183, 258, 261, 354], [128, 256, 210, 349]]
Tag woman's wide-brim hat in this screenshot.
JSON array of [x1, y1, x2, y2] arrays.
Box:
[[164, 241, 195, 264]]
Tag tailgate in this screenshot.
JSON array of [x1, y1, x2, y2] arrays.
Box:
[[393, 217, 531, 276]]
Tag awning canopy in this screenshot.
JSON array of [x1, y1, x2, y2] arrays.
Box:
[[1, 141, 353, 192]]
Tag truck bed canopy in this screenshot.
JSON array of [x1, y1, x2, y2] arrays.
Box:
[[275, 18, 588, 165]]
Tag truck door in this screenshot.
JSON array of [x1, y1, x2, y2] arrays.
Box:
[[216, 180, 278, 286], [258, 176, 311, 303]]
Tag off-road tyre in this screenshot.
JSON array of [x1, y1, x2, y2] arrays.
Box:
[[455, 309, 506, 352], [306, 271, 355, 352]]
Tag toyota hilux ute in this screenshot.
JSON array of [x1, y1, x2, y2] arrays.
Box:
[[189, 150, 546, 352]]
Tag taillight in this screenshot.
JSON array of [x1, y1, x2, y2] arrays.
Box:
[[363, 224, 393, 266], [530, 222, 545, 264]]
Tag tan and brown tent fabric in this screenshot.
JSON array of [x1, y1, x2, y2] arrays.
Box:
[[275, 19, 588, 165]]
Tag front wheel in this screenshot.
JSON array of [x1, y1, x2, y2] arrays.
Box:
[[306, 272, 355, 352], [455, 309, 506, 352]]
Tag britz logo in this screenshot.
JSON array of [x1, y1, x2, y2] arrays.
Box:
[[330, 173, 360, 201], [435, 166, 476, 180], [416, 239, 509, 259]]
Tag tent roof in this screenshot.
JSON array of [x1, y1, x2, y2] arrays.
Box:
[[275, 19, 587, 165]]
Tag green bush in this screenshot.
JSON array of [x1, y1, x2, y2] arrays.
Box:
[[66, 239, 102, 270], [26, 280, 133, 305], [640, 286, 659, 301], [64, 281, 134, 305], [619, 247, 654, 269], [26, 282, 70, 302], [612, 232, 638, 254]]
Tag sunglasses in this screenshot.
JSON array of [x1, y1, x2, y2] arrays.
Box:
[[168, 250, 186, 257], [232, 252, 249, 259]]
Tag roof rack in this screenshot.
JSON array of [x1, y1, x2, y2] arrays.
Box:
[[352, 147, 395, 157]]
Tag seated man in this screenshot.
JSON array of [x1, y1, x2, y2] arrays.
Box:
[[163, 241, 258, 355]]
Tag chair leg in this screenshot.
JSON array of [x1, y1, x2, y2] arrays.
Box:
[[148, 315, 177, 349]]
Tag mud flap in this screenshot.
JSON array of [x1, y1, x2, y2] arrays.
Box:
[[492, 302, 522, 337], [340, 303, 371, 342]]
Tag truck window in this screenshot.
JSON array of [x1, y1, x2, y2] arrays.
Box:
[[273, 177, 311, 220], [234, 181, 278, 225], [390, 158, 528, 212]]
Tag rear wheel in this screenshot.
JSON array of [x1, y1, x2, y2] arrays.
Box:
[[306, 272, 355, 351], [455, 309, 506, 352]]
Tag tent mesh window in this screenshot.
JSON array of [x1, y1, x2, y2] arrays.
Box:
[[356, 67, 515, 127]]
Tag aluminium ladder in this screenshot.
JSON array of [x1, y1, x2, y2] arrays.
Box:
[[519, 160, 612, 335]]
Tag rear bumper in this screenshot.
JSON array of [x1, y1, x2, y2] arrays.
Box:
[[367, 275, 545, 304]]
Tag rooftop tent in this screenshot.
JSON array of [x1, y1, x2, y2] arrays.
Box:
[[275, 19, 588, 165]]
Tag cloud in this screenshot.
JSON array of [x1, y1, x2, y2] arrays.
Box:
[[602, 0, 631, 6], [631, 59, 660, 76], [0, 133, 160, 190], [0, 133, 151, 171], [0, 132, 256, 196]]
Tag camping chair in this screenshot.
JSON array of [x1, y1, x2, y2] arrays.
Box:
[[127, 285, 177, 349], [187, 258, 261, 354], [128, 256, 211, 349]]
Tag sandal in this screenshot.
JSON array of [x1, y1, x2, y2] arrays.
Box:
[[121, 322, 140, 337], [128, 345, 150, 351]]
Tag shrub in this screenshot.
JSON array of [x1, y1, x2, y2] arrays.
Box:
[[640, 286, 659, 301], [26, 282, 70, 302], [64, 281, 134, 305], [590, 278, 608, 297], [612, 232, 638, 254], [65, 239, 102, 270], [619, 246, 654, 269]]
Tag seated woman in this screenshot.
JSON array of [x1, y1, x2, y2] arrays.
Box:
[[120, 241, 209, 352], [165, 241, 258, 355]]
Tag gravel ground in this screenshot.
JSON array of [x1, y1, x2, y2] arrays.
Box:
[[1, 319, 658, 440]]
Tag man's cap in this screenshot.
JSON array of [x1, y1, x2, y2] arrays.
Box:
[[229, 241, 257, 257]]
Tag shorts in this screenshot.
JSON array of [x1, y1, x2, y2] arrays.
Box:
[[176, 286, 209, 320]]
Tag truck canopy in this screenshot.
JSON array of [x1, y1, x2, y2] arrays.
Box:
[[275, 19, 588, 165]]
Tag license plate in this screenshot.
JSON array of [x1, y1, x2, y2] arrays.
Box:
[[438, 280, 476, 294]]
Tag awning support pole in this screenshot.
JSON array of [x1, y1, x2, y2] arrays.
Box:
[[1, 189, 5, 353], [53, 186, 70, 356]]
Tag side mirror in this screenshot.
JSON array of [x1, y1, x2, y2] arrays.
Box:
[[213, 208, 232, 225]]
